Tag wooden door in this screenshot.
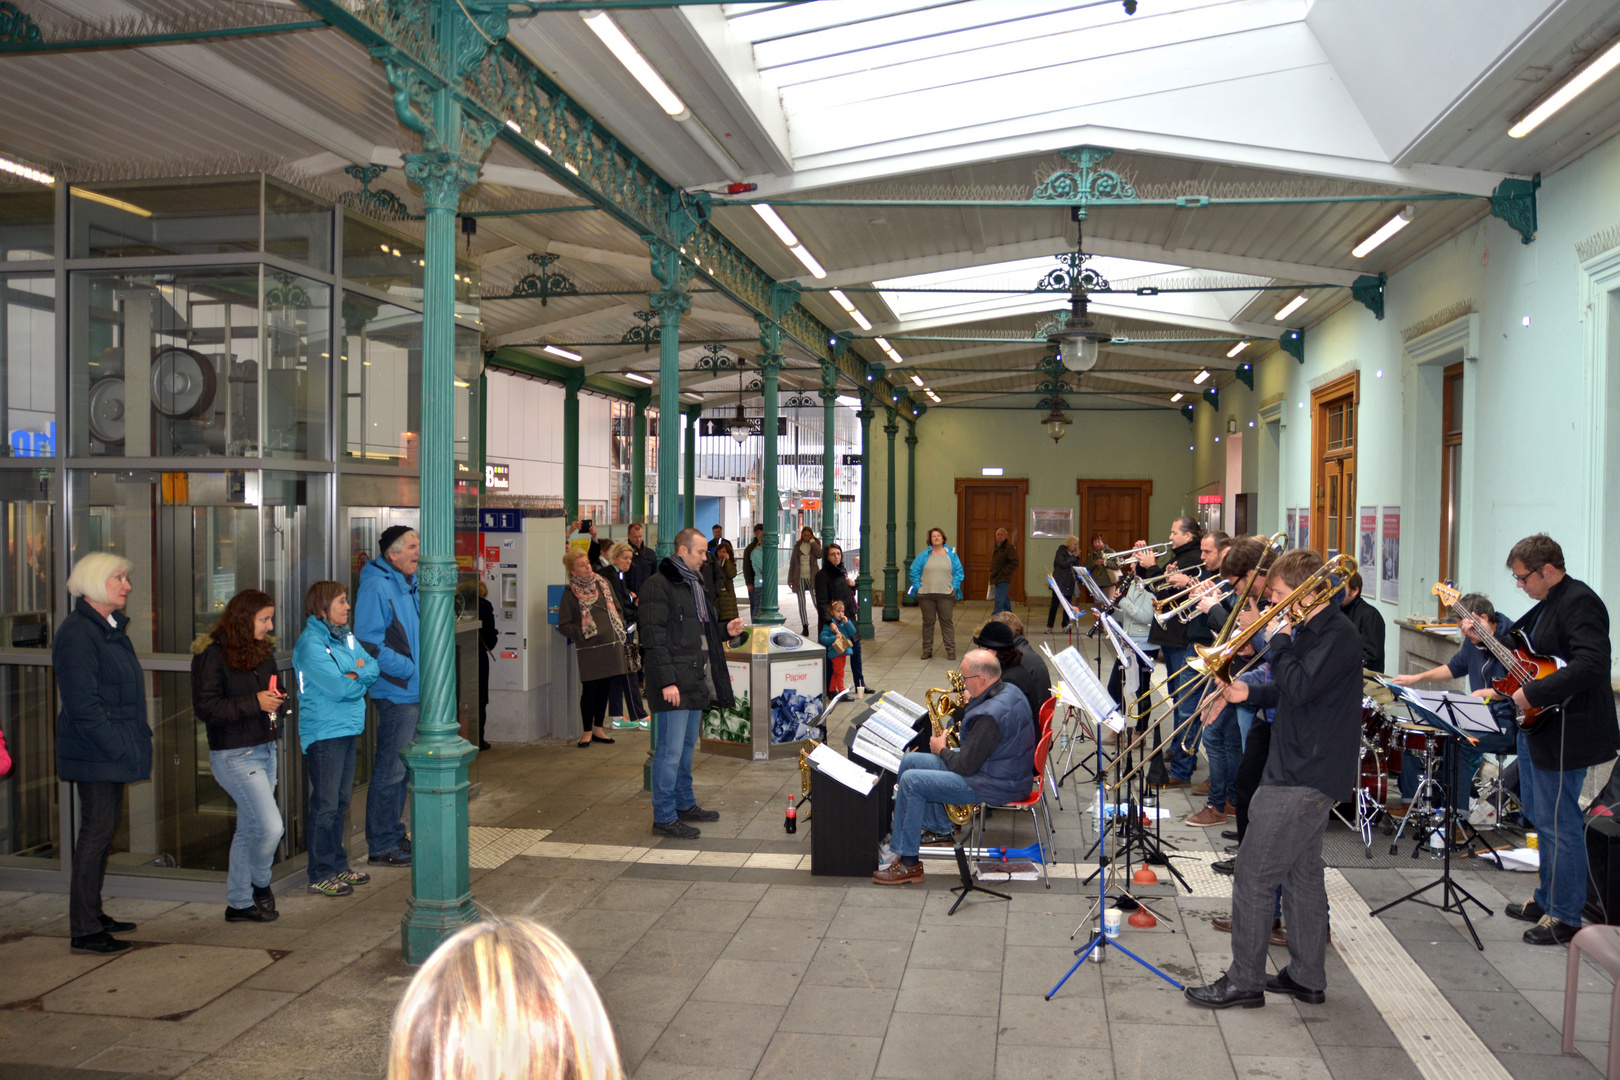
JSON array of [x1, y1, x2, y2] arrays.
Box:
[[955, 478, 1028, 602], [1078, 480, 1153, 554], [1311, 374, 1358, 560]]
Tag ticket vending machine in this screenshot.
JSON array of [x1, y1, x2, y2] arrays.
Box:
[[480, 510, 576, 741]]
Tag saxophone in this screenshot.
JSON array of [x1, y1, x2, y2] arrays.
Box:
[[925, 672, 978, 828]]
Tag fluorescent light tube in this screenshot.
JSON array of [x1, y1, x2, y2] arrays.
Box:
[[911, 374, 924, 386], [582, 12, 687, 117], [1352, 205, 1413, 258], [0, 153, 53, 185], [1226, 341, 1248, 358], [73, 188, 152, 218], [544, 345, 582, 361], [1194, 369, 1210, 384], [836, 395, 861, 408], [624, 372, 653, 385], [1510, 36, 1620, 138], [829, 289, 856, 312], [1273, 293, 1308, 320], [1171, 392, 1184, 402], [789, 243, 826, 279], [753, 205, 799, 246], [850, 309, 873, 331], [505, 119, 521, 133]]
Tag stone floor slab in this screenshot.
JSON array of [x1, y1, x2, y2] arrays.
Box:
[[754, 1031, 883, 1080], [778, 983, 897, 1038], [43, 944, 274, 1020], [874, 1010, 998, 1080]]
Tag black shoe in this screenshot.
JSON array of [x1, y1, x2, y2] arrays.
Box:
[[653, 819, 701, 839], [98, 914, 137, 934], [368, 849, 411, 867], [252, 885, 276, 916], [1225, 844, 1240, 855], [677, 805, 720, 823], [1221, 830, 1239, 841], [1184, 974, 1264, 1010], [1212, 858, 1235, 876], [1505, 899, 1545, 923], [1524, 917, 1578, 946], [1265, 967, 1325, 1004], [225, 905, 279, 923], [71, 932, 132, 955], [478, 741, 492, 751], [398, 835, 412, 854]]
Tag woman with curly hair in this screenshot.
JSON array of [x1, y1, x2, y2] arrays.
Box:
[[191, 588, 287, 923]]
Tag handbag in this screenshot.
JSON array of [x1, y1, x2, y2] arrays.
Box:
[[985, 582, 994, 601]]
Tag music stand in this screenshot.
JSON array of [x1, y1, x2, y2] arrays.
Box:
[[1366, 681, 1493, 949], [948, 841, 1011, 915]]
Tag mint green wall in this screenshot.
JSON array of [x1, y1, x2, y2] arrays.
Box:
[[871, 405, 1195, 601], [1190, 128, 1620, 674]]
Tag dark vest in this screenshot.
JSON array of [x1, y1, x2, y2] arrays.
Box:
[[963, 681, 1036, 805]]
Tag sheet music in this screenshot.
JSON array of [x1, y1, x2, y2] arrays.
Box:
[[1047, 575, 1079, 621], [1096, 610, 1152, 667], [878, 690, 926, 719], [1409, 689, 1502, 734], [1043, 644, 1126, 732], [807, 743, 879, 795], [849, 730, 903, 774], [1073, 566, 1111, 608]]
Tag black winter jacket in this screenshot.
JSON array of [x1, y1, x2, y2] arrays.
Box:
[[53, 599, 152, 784], [639, 558, 740, 712], [814, 563, 856, 628], [190, 637, 281, 751], [1498, 575, 1618, 772], [1144, 539, 1203, 651]]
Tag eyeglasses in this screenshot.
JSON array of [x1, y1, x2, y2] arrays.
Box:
[[1512, 567, 1542, 584]]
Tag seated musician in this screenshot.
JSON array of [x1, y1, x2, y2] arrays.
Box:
[[1185, 549, 1363, 1009], [1390, 593, 1520, 820], [1494, 534, 1616, 946], [873, 650, 1036, 885]]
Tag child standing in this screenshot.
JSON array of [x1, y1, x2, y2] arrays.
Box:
[[818, 600, 857, 694]]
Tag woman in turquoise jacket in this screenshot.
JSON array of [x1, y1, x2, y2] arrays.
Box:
[[907, 527, 965, 661], [293, 581, 381, 897]]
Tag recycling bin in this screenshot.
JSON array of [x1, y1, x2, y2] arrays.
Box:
[[700, 625, 827, 761]]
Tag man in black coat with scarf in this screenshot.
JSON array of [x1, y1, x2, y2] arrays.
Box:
[[640, 527, 748, 839], [1499, 534, 1617, 945]]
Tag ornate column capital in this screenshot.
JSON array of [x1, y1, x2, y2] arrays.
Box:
[[403, 151, 481, 211], [883, 408, 899, 436]]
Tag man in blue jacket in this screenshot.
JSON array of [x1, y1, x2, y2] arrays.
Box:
[[874, 649, 1035, 885], [354, 525, 421, 867]]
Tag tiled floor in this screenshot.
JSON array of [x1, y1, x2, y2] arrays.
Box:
[[0, 601, 1611, 1080]]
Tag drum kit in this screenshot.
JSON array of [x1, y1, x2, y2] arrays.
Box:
[[1345, 673, 1455, 856]]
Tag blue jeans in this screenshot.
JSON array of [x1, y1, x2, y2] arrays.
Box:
[[651, 709, 702, 823], [1516, 732, 1587, 925], [305, 735, 357, 884], [891, 753, 979, 858], [1236, 705, 1258, 750], [367, 699, 418, 857], [209, 743, 284, 909], [1159, 646, 1199, 782], [1203, 705, 1242, 811], [992, 581, 1011, 614]]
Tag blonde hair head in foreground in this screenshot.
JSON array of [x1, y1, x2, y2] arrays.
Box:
[[387, 918, 621, 1080]]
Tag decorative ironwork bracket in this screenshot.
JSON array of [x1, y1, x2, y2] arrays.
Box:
[[693, 343, 741, 371], [340, 164, 411, 221], [0, 2, 42, 45], [1233, 362, 1254, 390], [1279, 328, 1304, 364], [502, 253, 578, 306], [1490, 174, 1539, 245], [1351, 274, 1386, 320], [1031, 146, 1138, 218], [1202, 387, 1219, 411], [1035, 251, 1109, 293], [621, 310, 659, 350], [1182, 403, 1196, 423]]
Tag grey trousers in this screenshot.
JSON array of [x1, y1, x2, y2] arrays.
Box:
[[918, 594, 955, 657], [1228, 784, 1334, 993]]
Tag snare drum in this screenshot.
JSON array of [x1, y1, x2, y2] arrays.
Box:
[[1393, 722, 1442, 754]]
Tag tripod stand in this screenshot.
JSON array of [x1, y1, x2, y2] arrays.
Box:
[[1368, 702, 1492, 949]]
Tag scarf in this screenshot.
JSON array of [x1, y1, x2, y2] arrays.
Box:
[[568, 574, 624, 641], [673, 558, 711, 623]]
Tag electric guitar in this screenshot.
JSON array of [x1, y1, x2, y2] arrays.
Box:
[[1431, 582, 1565, 732]]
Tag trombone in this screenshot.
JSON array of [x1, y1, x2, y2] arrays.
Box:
[[1104, 554, 1358, 792], [1100, 540, 1173, 567]]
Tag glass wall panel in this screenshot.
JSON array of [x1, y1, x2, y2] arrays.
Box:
[[71, 469, 263, 656], [341, 214, 480, 310], [68, 177, 261, 261], [0, 469, 54, 650], [264, 178, 332, 273], [2, 274, 55, 458], [0, 664, 59, 865], [341, 296, 475, 465], [70, 267, 263, 458], [261, 470, 330, 640], [0, 186, 54, 262], [263, 271, 331, 459]]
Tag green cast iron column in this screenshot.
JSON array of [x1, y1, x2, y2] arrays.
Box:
[[562, 371, 582, 522], [683, 404, 699, 530], [819, 363, 838, 550], [903, 418, 918, 607], [631, 390, 649, 525], [855, 390, 875, 641], [757, 321, 784, 626], [649, 241, 688, 558], [882, 407, 899, 621]]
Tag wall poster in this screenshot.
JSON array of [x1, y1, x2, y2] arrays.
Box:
[[1297, 508, 1310, 552], [1380, 506, 1401, 604], [1358, 506, 1377, 574], [1286, 508, 1297, 550]]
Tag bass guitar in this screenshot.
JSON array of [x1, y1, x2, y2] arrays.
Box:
[[1431, 582, 1564, 732]]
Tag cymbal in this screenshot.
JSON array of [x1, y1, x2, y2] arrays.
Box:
[[1363, 670, 1395, 704]]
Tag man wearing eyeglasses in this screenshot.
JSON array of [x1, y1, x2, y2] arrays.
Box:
[[873, 649, 1036, 885], [1498, 534, 1616, 946]]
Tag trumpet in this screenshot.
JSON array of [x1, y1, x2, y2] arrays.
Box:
[[1154, 580, 1232, 626], [1100, 541, 1173, 567], [1152, 573, 1221, 612]]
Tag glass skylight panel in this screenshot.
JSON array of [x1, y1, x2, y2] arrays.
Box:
[[874, 254, 1183, 323]]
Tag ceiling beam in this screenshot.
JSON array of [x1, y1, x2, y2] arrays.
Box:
[[1089, 370, 1205, 394], [868, 297, 1278, 341]]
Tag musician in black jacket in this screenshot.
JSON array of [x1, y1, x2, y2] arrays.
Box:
[[1185, 549, 1363, 1010], [1499, 534, 1617, 946], [1338, 572, 1386, 672], [1140, 517, 1205, 786]]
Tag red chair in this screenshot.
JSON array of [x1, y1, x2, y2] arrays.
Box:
[[1038, 697, 1056, 741], [969, 728, 1057, 887]]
